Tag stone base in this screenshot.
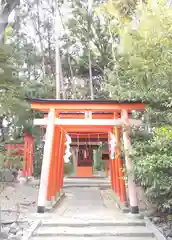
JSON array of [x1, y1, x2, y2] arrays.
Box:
[[37, 190, 65, 213], [56, 192, 60, 199], [127, 212, 143, 219], [110, 191, 130, 213], [45, 191, 65, 212], [37, 206, 45, 213], [130, 206, 139, 214], [45, 200, 53, 210]]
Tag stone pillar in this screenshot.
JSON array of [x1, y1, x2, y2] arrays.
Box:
[[121, 109, 139, 214]]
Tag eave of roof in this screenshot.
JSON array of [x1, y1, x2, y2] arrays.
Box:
[[26, 97, 148, 105]]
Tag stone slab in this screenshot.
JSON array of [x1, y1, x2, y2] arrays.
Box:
[[145, 217, 167, 240], [64, 184, 110, 188], [22, 220, 41, 240], [31, 237, 156, 240], [41, 220, 145, 227], [34, 225, 154, 237]]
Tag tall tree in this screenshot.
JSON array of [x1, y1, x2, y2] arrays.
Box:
[[104, 0, 172, 208], [0, 0, 20, 42], [58, 0, 113, 99]]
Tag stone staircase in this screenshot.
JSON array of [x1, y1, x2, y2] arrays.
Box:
[[30, 218, 157, 240], [26, 185, 162, 240], [64, 177, 111, 188]]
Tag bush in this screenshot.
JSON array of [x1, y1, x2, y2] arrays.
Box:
[[94, 160, 106, 171], [133, 126, 172, 208], [64, 162, 73, 175]]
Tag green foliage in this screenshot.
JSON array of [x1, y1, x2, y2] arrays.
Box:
[[105, 1, 172, 124], [59, 0, 113, 99], [0, 44, 25, 114], [94, 160, 105, 171], [133, 126, 172, 208], [94, 146, 107, 171], [33, 146, 43, 177], [64, 162, 73, 175], [0, 151, 5, 167], [103, 0, 172, 209]]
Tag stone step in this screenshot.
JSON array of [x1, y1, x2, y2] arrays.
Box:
[[64, 179, 110, 184], [41, 219, 146, 227], [33, 225, 154, 237], [64, 184, 110, 188], [31, 237, 156, 240], [64, 180, 110, 182]]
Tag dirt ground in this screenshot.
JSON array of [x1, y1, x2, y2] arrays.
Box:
[[0, 182, 38, 224]]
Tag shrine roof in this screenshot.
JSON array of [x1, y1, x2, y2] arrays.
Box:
[[27, 98, 147, 112], [26, 98, 147, 104]]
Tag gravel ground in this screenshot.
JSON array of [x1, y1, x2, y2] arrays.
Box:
[[0, 181, 39, 239], [137, 186, 172, 240]]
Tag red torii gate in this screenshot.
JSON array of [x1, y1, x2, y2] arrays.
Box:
[[5, 133, 34, 177], [27, 98, 146, 214]]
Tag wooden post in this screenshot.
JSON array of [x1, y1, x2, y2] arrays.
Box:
[[23, 133, 34, 177], [29, 137, 34, 176], [118, 157, 127, 204], [113, 113, 120, 195], [105, 160, 109, 177], [56, 130, 62, 196], [109, 132, 116, 191], [121, 109, 139, 214], [108, 133, 113, 189], [46, 131, 55, 203], [114, 127, 120, 197], [53, 126, 61, 199], [51, 127, 57, 200], [37, 109, 55, 213], [60, 133, 66, 190], [46, 124, 59, 205], [28, 135, 34, 176], [23, 133, 28, 176], [56, 130, 64, 193], [114, 127, 127, 204]]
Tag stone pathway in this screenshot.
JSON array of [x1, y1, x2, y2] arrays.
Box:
[[0, 179, 167, 239], [30, 187, 158, 240]]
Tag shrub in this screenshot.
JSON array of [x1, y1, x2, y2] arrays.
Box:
[[133, 126, 172, 208], [64, 162, 73, 175]]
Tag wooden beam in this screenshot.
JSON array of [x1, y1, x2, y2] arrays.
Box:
[[44, 113, 115, 119], [34, 118, 142, 126], [31, 102, 146, 112], [72, 142, 101, 145], [34, 118, 122, 126], [70, 133, 108, 138], [67, 127, 112, 133], [71, 138, 107, 142]]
